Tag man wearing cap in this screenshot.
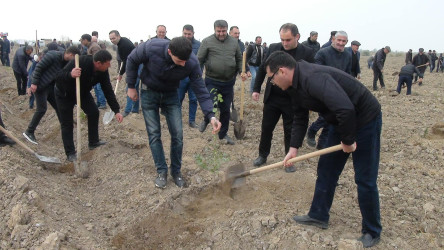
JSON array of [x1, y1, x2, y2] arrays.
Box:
[[346, 40, 361, 79], [405, 49, 413, 65], [302, 31, 320, 56], [412, 48, 429, 84], [372, 46, 390, 91]]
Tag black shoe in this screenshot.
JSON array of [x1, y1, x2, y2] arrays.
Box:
[[222, 135, 235, 145], [172, 173, 186, 188], [0, 136, 16, 147], [122, 111, 130, 117], [306, 133, 316, 148], [293, 215, 328, 229], [67, 153, 77, 162], [23, 131, 38, 145], [358, 233, 381, 248], [253, 156, 267, 166], [285, 165, 296, 173], [155, 172, 167, 189], [189, 121, 198, 128], [198, 120, 209, 133], [88, 140, 107, 150]]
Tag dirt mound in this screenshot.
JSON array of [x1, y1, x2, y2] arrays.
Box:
[[1, 52, 444, 249]]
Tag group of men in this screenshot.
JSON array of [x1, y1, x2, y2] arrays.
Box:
[[2, 21, 384, 248]]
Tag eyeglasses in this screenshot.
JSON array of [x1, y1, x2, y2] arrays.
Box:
[[268, 69, 279, 85]]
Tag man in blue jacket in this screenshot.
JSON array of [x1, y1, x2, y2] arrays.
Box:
[[126, 37, 221, 189], [12, 46, 33, 95]]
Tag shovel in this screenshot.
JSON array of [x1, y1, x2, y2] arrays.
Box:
[[234, 52, 247, 139], [230, 101, 239, 122], [0, 126, 61, 164], [226, 144, 343, 189], [103, 63, 124, 125], [74, 55, 89, 178]]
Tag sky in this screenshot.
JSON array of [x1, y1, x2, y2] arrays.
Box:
[[2, 0, 443, 52]]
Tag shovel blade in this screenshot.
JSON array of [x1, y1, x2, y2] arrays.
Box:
[[225, 163, 246, 188], [74, 160, 89, 178], [233, 120, 246, 140], [35, 153, 62, 164], [230, 107, 239, 122], [103, 110, 115, 125]]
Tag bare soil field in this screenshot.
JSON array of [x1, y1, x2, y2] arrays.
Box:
[[1, 50, 443, 249]]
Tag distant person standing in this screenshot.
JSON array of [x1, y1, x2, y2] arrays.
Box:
[[429, 50, 437, 73], [178, 24, 201, 128], [437, 53, 443, 73], [412, 48, 429, 84], [153, 25, 170, 40], [372, 46, 391, 90], [301, 31, 320, 55], [346, 40, 361, 79], [367, 55, 374, 69], [2, 35, 11, 66], [321, 31, 337, 48], [12, 45, 33, 95], [396, 62, 423, 95], [0, 38, 4, 65], [246, 36, 265, 93], [229, 26, 245, 53], [405, 49, 412, 64], [262, 42, 269, 55]]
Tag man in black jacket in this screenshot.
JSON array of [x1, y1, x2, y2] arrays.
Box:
[[109, 30, 135, 82], [301, 31, 320, 56], [266, 51, 382, 248], [55, 50, 123, 161], [405, 49, 412, 65], [246, 36, 265, 93], [412, 48, 430, 84], [251, 23, 314, 171], [396, 63, 423, 95], [23, 46, 80, 144], [372, 46, 390, 90], [12, 46, 33, 95]]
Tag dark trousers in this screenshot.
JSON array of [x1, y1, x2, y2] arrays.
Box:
[[2, 53, 10, 66], [307, 114, 329, 148], [204, 78, 235, 139], [430, 60, 435, 72], [372, 68, 385, 90], [27, 85, 60, 133], [414, 69, 426, 82], [258, 97, 293, 158], [396, 75, 412, 95], [13, 71, 27, 95], [54, 87, 100, 156], [308, 113, 382, 238]]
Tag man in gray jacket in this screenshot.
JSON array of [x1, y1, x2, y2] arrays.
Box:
[[197, 19, 248, 145]]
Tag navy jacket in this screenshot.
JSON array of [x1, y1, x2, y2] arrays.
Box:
[[345, 46, 361, 75], [321, 39, 332, 49], [2, 38, 10, 53], [287, 60, 381, 148], [12, 47, 32, 75], [315, 46, 352, 75], [32, 51, 69, 91], [125, 38, 214, 120], [55, 55, 120, 114]]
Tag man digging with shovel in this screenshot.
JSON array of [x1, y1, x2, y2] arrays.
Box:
[[266, 51, 382, 248], [55, 50, 123, 162]]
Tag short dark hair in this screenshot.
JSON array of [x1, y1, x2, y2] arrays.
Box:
[[214, 20, 228, 29], [169, 37, 192, 61], [330, 31, 337, 37], [264, 51, 296, 73], [109, 30, 120, 36], [93, 50, 112, 63], [229, 26, 239, 32], [65, 46, 80, 55], [81, 34, 92, 42], [255, 36, 262, 41], [279, 23, 299, 36], [92, 31, 98, 37], [25, 45, 34, 52], [183, 24, 194, 32]]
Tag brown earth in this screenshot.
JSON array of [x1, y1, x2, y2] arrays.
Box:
[[1, 50, 443, 249]]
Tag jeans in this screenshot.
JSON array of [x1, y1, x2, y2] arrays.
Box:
[[13, 71, 27, 95], [93, 83, 106, 107], [308, 112, 382, 238], [396, 75, 412, 95], [307, 115, 329, 148], [372, 68, 385, 90], [204, 78, 235, 139], [54, 86, 100, 156], [367, 62, 373, 69], [178, 77, 197, 123], [141, 88, 183, 176], [27, 85, 60, 133], [2, 53, 10, 66], [430, 60, 435, 72], [249, 66, 259, 93], [125, 64, 142, 113]]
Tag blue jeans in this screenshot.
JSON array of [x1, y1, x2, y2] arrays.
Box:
[[308, 112, 382, 238], [249, 66, 259, 93], [125, 64, 142, 113], [141, 88, 183, 176], [93, 83, 106, 107], [178, 77, 197, 123], [2, 53, 10, 66], [396, 75, 412, 95], [204, 78, 235, 139]]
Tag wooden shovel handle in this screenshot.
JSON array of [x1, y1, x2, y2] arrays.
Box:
[[75, 55, 82, 160], [240, 52, 246, 120], [249, 144, 343, 175], [114, 63, 124, 95], [0, 126, 35, 155], [416, 63, 428, 68]]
